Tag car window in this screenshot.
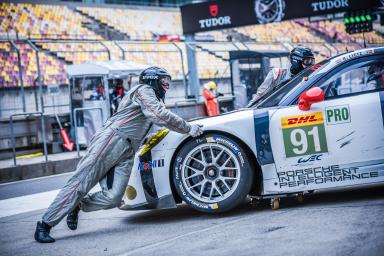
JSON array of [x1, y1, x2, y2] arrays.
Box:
[[317, 57, 384, 99], [256, 59, 330, 108]]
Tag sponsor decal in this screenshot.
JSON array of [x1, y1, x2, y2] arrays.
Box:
[[125, 185, 137, 200], [297, 154, 323, 163], [198, 4, 231, 29], [335, 49, 374, 65], [179, 183, 213, 210], [142, 75, 158, 80], [311, 0, 349, 12], [281, 112, 323, 128], [326, 105, 351, 125], [254, 0, 285, 24], [277, 165, 379, 188], [209, 4, 218, 17], [281, 112, 328, 157], [138, 159, 164, 171], [209, 203, 219, 209], [206, 136, 244, 166]]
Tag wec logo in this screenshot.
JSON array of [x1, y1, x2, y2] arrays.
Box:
[[298, 154, 323, 163]]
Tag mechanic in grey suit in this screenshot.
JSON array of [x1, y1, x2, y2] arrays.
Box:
[[35, 67, 203, 243], [247, 47, 315, 107]]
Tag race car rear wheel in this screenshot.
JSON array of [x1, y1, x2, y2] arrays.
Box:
[[173, 134, 253, 213]]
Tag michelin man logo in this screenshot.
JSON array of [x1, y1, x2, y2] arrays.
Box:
[[254, 0, 285, 24]]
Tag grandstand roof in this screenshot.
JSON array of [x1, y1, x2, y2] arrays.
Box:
[[65, 60, 149, 77]]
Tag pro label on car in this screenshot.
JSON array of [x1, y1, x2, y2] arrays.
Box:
[[325, 105, 351, 125], [281, 112, 328, 158]]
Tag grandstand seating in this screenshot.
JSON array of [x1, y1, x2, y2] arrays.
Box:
[[116, 42, 185, 79], [35, 41, 112, 64], [77, 6, 182, 40], [235, 21, 325, 43], [195, 50, 230, 79], [297, 20, 384, 44], [0, 41, 67, 87], [0, 2, 102, 40], [0, 2, 383, 89]]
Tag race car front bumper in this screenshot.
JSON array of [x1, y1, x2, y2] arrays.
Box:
[[119, 129, 182, 211]]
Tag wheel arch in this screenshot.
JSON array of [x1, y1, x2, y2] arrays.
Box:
[[169, 130, 263, 203]]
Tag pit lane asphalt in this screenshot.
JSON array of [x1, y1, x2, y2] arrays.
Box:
[[0, 173, 383, 256]]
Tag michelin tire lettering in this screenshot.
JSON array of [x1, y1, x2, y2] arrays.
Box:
[[173, 134, 253, 212]]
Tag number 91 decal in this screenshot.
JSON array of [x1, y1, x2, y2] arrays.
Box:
[[281, 112, 328, 158]]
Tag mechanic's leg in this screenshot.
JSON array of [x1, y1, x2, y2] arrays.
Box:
[[81, 145, 134, 212], [66, 166, 114, 230], [40, 131, 125, 227]]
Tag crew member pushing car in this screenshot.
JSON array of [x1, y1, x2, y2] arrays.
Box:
[[247, 47, 315, 107], [35, 67, 203, 243]]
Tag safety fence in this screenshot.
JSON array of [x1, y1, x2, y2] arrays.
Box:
[[0, 39, 368, 120]]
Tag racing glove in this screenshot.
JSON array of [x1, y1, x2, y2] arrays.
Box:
[[189, 124, 203, 137]]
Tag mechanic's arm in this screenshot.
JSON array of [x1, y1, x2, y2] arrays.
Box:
[[246, 70, 274, 107], [134, 86, 191, 134]]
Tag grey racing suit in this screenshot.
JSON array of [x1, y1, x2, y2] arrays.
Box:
[[42, 84, 191, 227], [246, 68, 291, 107]]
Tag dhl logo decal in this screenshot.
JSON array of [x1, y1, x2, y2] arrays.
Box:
[[281, 112, 324, 128]]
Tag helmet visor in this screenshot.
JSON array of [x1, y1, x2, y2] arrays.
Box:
[[159, 76, 171, 90], [303, 57, 315, 66]]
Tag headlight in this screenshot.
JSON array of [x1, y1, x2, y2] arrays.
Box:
[[139, 128, 169, 156]]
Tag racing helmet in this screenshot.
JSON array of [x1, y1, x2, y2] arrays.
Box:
[[139, 67, 172, 101], [289, 47, 315, 75], [204, 81, 217, 91]]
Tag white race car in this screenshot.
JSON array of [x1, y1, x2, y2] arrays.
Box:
[[120, 47, 384, 213]]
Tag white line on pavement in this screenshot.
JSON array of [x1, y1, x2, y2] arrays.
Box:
[[0, 184, 100, 218], [0, 172, 74, 186], [0, 189, 60, 218]]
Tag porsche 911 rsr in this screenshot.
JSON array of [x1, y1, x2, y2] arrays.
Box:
[[120, 47, 384, 213]]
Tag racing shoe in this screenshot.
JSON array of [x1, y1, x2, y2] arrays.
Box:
[[66, 205, 80, 230], [34, 221, 55, 243]]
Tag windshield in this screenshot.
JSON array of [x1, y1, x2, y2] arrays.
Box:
[[252, 59, 331, 108]]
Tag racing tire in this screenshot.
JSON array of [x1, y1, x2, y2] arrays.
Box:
[[173, 134, 254, 213]]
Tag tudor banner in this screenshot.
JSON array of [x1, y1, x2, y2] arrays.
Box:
[[180, 0, 382, 34]]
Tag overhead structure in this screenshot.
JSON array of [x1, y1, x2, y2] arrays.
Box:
[[65, 60, 149, 78], [181, 0, 382, 34], [180, 0, 383, 100]]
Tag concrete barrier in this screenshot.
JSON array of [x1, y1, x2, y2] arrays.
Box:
[[0, 157, 81, 184]]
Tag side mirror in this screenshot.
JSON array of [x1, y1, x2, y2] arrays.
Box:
[[298, 87, 324, 111]]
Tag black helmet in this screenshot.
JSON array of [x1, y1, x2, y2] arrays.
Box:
[[139, 67, 172, 101], [289, 47, 315, 75]]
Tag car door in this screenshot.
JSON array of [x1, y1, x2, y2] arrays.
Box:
[[268, 55, 384, 193]]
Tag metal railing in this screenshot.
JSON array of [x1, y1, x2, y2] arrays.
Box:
[[9, 112, 48, 166], [173, 99, 199, 119], [73, 107, 104, 157]]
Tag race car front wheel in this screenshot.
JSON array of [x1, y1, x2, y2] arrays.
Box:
[[173, 134, 253, 213]]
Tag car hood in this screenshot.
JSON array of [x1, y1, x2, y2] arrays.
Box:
[[189, 108, 253, 127]]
